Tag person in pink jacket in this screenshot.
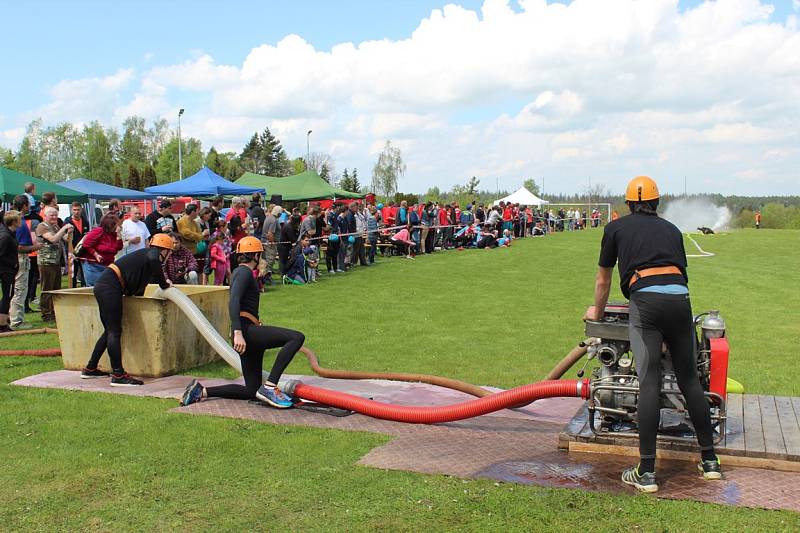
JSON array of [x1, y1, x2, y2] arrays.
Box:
[[80, 213, 123, 286], [390, 226, 416, 259], [209, 232, 230, 285]]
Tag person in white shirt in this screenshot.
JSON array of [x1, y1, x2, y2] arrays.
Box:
[[121, 206, 150, 255]]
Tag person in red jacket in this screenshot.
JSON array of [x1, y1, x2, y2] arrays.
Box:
[[80, 213, 123, 286]]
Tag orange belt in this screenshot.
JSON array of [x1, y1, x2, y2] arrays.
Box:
[[629, 265, 682, 287], [239, 311, 261, 326], [108, 263, 125, 290]]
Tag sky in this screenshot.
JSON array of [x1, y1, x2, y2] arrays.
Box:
[[1, 0, 799, 196]]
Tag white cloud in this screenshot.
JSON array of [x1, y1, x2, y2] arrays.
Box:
[[6, 0, 800, 195]]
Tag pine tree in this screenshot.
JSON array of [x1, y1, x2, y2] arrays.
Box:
[[350, 168, 361, 193], [143, 164, 157, 188], [113, 169, 122, 188], [206, 147, 222, 174], [320, 162, 330, 182], [239, 133, 260, 173], [339, 168, 351, 191], [127, 164, 141, 191]]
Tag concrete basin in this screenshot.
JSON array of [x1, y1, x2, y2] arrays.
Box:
[[49, 284, 230, 377]]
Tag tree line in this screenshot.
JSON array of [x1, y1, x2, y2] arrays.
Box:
[[0, 117, 337, 191]]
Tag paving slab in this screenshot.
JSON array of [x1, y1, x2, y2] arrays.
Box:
[[12, 370, 800, 512]]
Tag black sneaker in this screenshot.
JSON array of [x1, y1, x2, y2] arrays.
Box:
[[698, 459, 722, 480], [110, 373, 144, 387], [180, 379, 204, 406], [81, 367, 110, 379], [621, 465, 658, 493]]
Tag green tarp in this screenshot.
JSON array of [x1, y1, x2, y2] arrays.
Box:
[[1, 166, 88, 203], [235, 170, 364, 202]]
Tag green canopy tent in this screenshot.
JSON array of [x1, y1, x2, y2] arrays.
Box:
[[0, 166, 88, 203], [235, 170, 363, 202]]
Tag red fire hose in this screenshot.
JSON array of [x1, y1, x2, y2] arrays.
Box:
[[284, 378, 589, 424]]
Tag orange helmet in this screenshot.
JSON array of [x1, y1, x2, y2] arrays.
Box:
[[236, 236, 263, 253], [625, 176, 659, 202], [151, 233, 176, 250]]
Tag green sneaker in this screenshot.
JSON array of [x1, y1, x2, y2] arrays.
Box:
[[698, 459, 722, 480], [622, 465, 658, 493]]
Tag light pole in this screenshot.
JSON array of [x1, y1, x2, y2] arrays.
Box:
[[306, 129, 312, 171], [178, 108, 185, 180]]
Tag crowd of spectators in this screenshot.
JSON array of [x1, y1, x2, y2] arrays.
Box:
[[0, 185, 607, 332]]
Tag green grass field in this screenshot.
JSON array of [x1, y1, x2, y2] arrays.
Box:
[[2, 228, 799, 531]]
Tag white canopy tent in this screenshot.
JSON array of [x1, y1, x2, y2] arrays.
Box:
[[493, 186, 549, 207]]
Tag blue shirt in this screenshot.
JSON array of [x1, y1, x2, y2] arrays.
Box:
[[15, 221, 33, 247]]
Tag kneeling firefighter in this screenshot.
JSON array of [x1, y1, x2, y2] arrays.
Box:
[[180, 236, 305, 408], [584, 176, 721, 493], [81, 233, 174, 386]]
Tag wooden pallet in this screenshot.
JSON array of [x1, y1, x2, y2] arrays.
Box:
[[558, 394, 800, 472]]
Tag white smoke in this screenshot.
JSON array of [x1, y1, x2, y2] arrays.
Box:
[[661, 199, 731, 233]]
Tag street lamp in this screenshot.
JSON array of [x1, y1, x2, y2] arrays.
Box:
[[178, 108, 185, 180], [306, 129, 312, 171]]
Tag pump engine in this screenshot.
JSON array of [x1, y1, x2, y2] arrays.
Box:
[[583, 303, 729, 443]]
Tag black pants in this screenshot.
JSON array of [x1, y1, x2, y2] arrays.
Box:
[[368, 238, 377, 263], [27, 256, 38, 304], [629, 292, 715, 460], [326, 240, 339, 272], [86, 272, 125, 374], [353, 237, 367, 266], [278, 244, 291, 275], [0, 271, 14, 314], [206, 323, 305, 400]]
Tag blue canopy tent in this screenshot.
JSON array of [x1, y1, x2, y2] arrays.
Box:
[[58, 177, 158, 226], [144, 167, 265, 197], [58, 178, 158, 200]]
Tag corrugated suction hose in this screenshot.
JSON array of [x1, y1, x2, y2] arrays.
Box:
[[284, 378, 590, 424]]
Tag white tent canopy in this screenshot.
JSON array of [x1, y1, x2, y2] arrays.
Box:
[[493, 186, 549, 207]]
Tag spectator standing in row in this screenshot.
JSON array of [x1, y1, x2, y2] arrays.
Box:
[[261, 205, 280, 279], [354, 202, 369, 266], [367, 205, 379, 264], [121, 206, 149, 256], [145, 200, 176, 237], [278, 211, 300, 276], [0, 211, 21, 333], [9, 196, 40, 330], [36, 207, 73, 323], [80, 213, 123, 287], [209, 232, 229, 285], [325, 206, 341, 274], [249, 193, 266, 239], [69, 202, 90, 286], [336, 206, 349, 270]]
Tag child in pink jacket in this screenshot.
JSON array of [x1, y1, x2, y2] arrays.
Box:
[[209, 232, 230, 285]]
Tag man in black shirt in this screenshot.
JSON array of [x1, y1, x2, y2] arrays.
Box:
[[144, 200, 176, 238], [584, 175, 720, 493]]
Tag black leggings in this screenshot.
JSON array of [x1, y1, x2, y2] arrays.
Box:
[[86, 273, 125, 373], [629, 292, 715, 460], [1, 271, 14, 314], [205, 323, 305, 400], [326, 239, 339, 272]]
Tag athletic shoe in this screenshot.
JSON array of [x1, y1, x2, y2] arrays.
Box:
[[110, 373, 144, 387], [621, 465, 658, 493], [336, 269, 345, 273], [180, 379, 204, 406], [255, 385, 293, 408], [405, 255, 415, 260], [10, 322, 34, 331], [81, 367, 110, 379], [698, 459, 722, 480]]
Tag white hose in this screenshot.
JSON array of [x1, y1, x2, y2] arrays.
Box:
[[685, 233, 715, 258], [156, 287, 254, 377]]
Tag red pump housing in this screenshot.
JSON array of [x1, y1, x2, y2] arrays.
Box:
[[708, 337, 730, 402]]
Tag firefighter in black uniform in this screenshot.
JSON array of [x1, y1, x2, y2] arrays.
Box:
[[79, 233, 174, 386], [584, 176, 722, 493]]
